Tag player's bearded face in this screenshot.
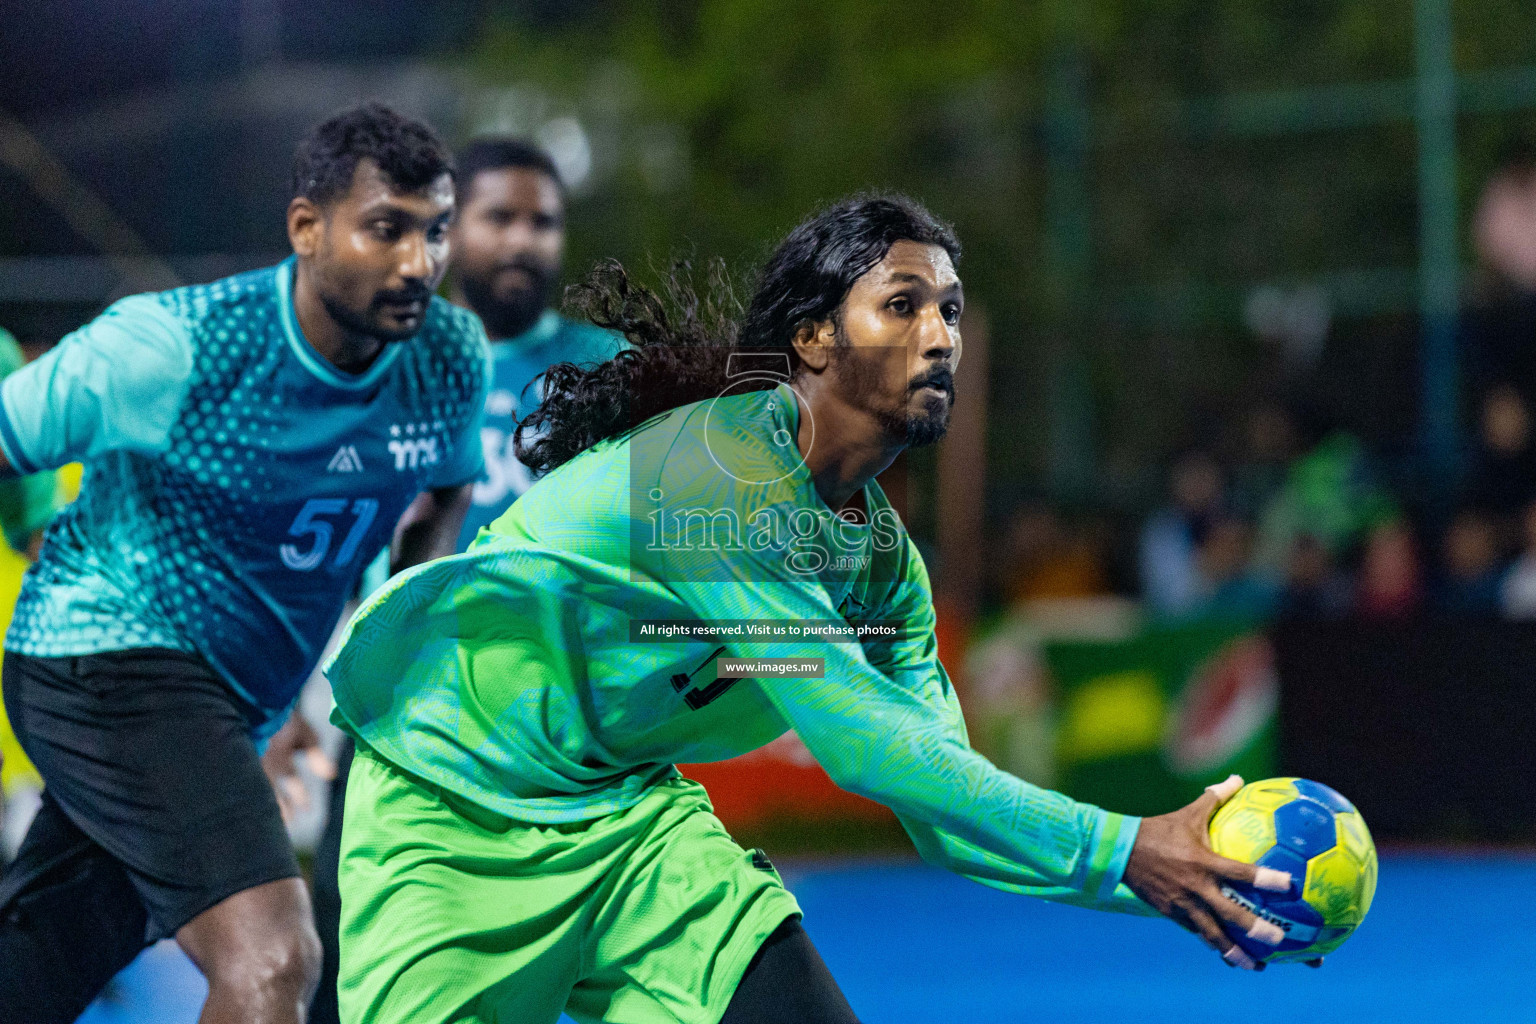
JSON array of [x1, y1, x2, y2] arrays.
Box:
[[313, 163, 454, 342], [451, 167, 565, 339], [828, 240, 962, 449]]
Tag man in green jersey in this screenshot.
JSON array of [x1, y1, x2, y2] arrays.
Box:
[[325, 195, 1294, 1024]]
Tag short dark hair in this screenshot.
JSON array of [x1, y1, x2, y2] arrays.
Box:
[[455, 138, 564, 203], [291, 102, 455, 206]]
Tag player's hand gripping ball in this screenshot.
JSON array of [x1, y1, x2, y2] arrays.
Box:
[[1208, 777, 1377, 964]]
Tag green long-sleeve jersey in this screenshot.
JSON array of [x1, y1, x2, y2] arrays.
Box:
[[327, 383, 1151, 915]]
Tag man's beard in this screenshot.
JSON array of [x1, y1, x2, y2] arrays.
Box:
[[460, 262, 555, 339], [900, 365, 956, 448], [830, 345, 956, 448], [320, 282, 433, 343]]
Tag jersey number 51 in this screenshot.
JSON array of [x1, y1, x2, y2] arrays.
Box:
[[280, 498, 380, 571]]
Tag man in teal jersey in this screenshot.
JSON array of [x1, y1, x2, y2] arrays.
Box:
[[449, 137, 625, 546], [327, 196, 1293, 1024], [308, 137, 622, 1024], [0, 103, 488, 1024]]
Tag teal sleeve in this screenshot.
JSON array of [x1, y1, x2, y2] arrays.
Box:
[[428, 323, 491, 489], [0, 294, 193, 474], [667, 535, 1149, 914]]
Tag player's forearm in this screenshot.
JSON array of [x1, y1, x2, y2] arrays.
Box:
[[699, 566, 1144, 901], [912, 669, 1149, 911], [390, 483, 472, 573], [898, 810, 1155, 916], [792, 687, 1137, 904], [839, 744, 1131, 898]]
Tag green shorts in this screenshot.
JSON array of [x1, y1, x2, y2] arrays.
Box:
[[338, 749, 803, 1024]]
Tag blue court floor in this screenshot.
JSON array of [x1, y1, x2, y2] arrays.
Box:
[[79, 853, 1533, 1024]]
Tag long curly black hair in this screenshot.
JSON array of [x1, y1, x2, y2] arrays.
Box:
[[515, 193, 960, 475]]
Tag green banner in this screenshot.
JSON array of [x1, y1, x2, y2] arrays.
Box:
[[1045, 619, 1277, 817]]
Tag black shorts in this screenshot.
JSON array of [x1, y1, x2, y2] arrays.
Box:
[[0, 648, 299, 941]]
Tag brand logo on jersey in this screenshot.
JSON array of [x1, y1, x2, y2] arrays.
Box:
[[327, 445, 364, 473], [388, 421, 444, 472], [389, 438, 439, 470]]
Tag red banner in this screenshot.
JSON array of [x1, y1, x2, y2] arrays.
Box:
[[679, 731, 892, 828]]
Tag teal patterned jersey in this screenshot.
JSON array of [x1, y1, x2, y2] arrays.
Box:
[[454, 311, 623, 553], [0, 258, 489, 729], [328, 385, 1149, 914]]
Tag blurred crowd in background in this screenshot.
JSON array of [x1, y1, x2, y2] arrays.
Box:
[[985, 144, 1536, 626]]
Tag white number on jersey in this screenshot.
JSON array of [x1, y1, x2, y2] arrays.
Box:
[[472, 427, 533, 508]]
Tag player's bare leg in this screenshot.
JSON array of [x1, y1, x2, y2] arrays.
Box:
[[176, 877, 321, 1024]]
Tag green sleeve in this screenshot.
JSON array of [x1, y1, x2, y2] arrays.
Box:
[[0, 473, 58, 551], [0, 329, 58, 548], [666, 533, 1148, 914], [899, 683, 1154, 915]]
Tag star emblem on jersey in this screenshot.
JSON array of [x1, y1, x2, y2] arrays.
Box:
[[388, 420, 446, 471], [327, 445, 364, 473]]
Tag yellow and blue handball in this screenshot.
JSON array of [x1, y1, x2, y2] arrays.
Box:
[[1208, 777, 1378, 964]]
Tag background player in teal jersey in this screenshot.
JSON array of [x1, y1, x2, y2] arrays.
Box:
[[325, 195, 1293, 1024], [448, 138, 625, 546], [0, 103, 489, 1024], [307, 136, 622, 1024]]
